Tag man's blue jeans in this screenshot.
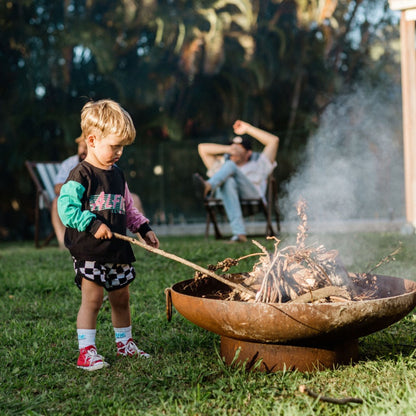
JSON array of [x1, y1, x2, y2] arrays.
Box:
[[207, 160, 260, 236]]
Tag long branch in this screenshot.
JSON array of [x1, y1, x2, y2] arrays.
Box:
[[113, 233, 256, 299]]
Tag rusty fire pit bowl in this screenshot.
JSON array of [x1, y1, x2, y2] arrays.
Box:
[[168, 274, 416, 372]]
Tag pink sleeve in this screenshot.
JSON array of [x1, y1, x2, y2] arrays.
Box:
[[125, 183, 149, 233]]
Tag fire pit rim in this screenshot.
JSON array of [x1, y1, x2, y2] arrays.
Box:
[[170, 273, 416, 306], [169, 274, 416, 344]]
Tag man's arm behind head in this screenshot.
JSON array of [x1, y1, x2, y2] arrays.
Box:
[[197, 143, 232, 170]]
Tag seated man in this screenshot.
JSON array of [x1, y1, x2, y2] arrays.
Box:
[[51, 135, 143, 248], [194, 120, 279, 243]]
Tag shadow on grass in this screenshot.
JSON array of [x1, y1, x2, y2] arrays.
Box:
[[358, 312, 416, 361]]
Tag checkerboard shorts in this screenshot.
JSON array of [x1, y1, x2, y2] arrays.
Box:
[[72, 258, 136, 291]]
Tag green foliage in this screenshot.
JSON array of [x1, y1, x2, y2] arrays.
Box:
[[0, 0, 402, 240], [2, 232, 416, 415]]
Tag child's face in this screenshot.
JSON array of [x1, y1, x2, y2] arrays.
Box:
[[85, 133, 124, 170]]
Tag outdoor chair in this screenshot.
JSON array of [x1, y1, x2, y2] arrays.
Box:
[[25, 160, 61, 248], [203, 166, 281, 239]]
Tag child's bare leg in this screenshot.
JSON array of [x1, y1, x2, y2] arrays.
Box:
[[77, 278, 104, 329], [108, 286, 149, 357], [76, 279, 108, 370], [108, 286, 131, 327]]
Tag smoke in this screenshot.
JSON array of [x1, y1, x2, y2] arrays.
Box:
[[280, 85, 405, 224]]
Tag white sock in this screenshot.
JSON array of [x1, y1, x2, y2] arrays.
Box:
[[77, 329, 96, 350], [114, 325, 132, 345]]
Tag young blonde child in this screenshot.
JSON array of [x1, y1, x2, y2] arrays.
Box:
[[58, 99, 159, 371]]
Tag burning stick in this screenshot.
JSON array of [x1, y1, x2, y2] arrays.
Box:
[[113, 233, 256, 299], [296, 199, 308, 250], [366, 243, 402, 274], [233, 200, 355, 303]]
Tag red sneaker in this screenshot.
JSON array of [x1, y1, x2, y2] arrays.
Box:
[[117, 338, 150, 358], [77, 345, 109, 371]]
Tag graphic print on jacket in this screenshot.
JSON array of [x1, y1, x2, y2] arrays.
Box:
[[89, 191, 126, 214]]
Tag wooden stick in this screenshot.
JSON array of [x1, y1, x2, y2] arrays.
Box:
[[113, 233, 256, 299], [299, 385, 363, 404], [289, 286, 351, 304]]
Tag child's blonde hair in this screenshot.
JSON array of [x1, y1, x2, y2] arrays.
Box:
[[81, 99, 136, 145]]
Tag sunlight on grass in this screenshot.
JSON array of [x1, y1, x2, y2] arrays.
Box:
[[1, 233, 416, 415]]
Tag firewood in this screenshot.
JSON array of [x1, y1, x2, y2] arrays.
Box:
[[289, 286, 351, 304], [113, 233, 256, 299]]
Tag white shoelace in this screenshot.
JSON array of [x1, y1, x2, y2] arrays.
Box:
[[85, 348, 105, 365], [125, 341, 150, 358]]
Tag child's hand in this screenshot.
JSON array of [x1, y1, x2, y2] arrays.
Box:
[[94, 224, 113, 240], [143, 231, 159, 248]]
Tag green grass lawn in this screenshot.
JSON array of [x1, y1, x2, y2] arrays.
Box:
[[2, 232, 416, 415]]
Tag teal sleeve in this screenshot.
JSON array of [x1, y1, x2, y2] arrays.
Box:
[[57, 180, 96, 232]]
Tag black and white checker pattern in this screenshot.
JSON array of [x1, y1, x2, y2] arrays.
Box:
[[72, 258, 136, 291]]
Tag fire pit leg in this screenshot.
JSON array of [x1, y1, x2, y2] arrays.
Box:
[[220, 336, 359, 372]]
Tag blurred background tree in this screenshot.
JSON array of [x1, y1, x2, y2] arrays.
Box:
[[0, 0, 401, 240]]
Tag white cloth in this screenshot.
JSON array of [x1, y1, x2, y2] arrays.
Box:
[[238, 153, 277, 197], [53, 154, 80, 185]]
